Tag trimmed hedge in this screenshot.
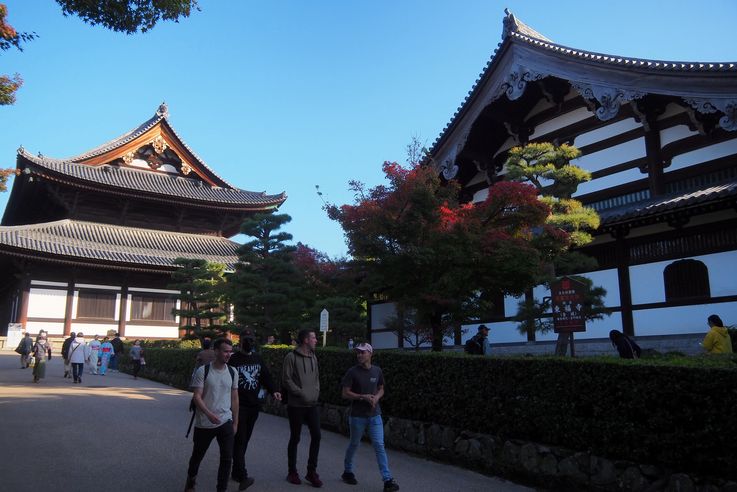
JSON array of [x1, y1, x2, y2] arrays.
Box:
[[123, 346, 737, 480]]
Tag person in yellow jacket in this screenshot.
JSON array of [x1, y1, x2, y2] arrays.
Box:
[[702, 314, 733, 354]]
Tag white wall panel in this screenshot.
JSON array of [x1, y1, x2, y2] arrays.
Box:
[[574, 117, 641, 148], [633, 301, 737, 337], [667, 138, 737, 172], [370, 330, 399, 349], [26, 321, 64, 335], [578, 269, 621, 306], [27, 288, 67, 319], [704, 250, 737, 297], [575, 167, 645, 196], [370, 302, 397, 329], [124, 325, 179, 338], [660, 124, 698, 147], [31, 280, 67, 287], [529, 107, 591, 140], [573, 138, 646, 174], [71, 323, 118, 337], [472, 187, 489, 203], [629, 262, 666, 304], [504, 294, 524, 317]]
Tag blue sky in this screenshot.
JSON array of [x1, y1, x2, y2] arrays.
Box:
[[2, 0, 736, 258]]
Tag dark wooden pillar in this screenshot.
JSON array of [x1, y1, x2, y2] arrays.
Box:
[[118, 285, 128, 337], [524, 289, 536, 342], [63, 280, 75, 336], [17, 275, 31, 330], [644, 124, 665, 197], [614, 228, 634, 336]]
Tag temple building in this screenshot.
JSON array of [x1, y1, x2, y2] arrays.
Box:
[[370, 11, 737, 352], [0, 104, 285, 339]]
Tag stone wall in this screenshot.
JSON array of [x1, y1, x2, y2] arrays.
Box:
[[263, 400, 737, 491]]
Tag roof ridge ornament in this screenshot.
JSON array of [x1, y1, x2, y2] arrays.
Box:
[[502, 9, 552, 42], [156, 102, 169, 119]]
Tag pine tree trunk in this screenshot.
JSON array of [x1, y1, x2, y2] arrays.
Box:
[[430, 312, 443, 352]]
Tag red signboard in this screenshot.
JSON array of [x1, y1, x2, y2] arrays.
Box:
[[551, 276, 586, 333]]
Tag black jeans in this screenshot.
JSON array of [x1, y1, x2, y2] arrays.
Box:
[[287, 405, 321, 473], [71, 362, 84, 382], [132, 360, 141, 378], [187, 420, 234, 492], [232, 406, 260, 481]]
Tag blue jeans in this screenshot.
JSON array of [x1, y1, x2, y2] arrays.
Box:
[[344, 415, 391, 481]]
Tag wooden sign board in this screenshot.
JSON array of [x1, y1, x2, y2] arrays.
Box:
[[551, 276, 586, 333]]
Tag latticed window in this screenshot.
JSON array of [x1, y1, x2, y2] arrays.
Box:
[[76, 290, 117, 319], [663, 259, 710, 301], [130, 294, 177, 322]]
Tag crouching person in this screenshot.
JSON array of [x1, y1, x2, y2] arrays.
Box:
[[185, 338, 239, 492]]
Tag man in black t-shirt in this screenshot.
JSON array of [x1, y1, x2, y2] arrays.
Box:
[[340, 343, 399, 492]]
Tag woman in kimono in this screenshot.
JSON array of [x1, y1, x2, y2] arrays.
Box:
[[32, 333, 52, 383], [99, 337, 115, 375], [87, 335, 102, 375]]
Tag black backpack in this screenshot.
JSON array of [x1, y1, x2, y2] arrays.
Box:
[[464, 335, 483, 355], [186, 364, 236, 437]]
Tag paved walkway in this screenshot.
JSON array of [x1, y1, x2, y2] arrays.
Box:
[[0, 351, 533, 492]]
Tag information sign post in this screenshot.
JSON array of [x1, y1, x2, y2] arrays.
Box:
[[319, 308, 329, 347], [551, 276, 586, 357]]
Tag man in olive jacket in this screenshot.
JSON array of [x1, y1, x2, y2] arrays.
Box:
[[282, 329, 322, 487]]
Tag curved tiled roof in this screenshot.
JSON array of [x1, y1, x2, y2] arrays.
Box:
[[430, 11, 737, 156], [598, 180, 737, 226], [0, 219, 240, 271], [19, 149, 286, 209], [66, 103, 236, 189]]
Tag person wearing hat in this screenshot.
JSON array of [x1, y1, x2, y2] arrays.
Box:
[[227, 329, 282, 490], [464, 325, 490, 355], [340, 343, 399, 492]]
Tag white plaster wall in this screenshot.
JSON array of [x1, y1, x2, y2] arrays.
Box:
[[575, 167, 645, 196], [124, 325, 179, 338], [633, 301, 737, 337], [573, 117, 641, 148], [370, 330, 399, 350], [630, 250, 737, 305], [26, 321, 64, 335], [31, 280, 67, 288], [504, 294, 524, 318], [529, 107, 591, 140], [71, 323, 118, 337], [667, 138, 737, 172], [573, 137, 646, 174], [27, 288, 67, 319], [660, 124, 698, 147], [370, 302, 397, 330]]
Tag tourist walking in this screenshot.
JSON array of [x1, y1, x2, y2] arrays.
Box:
[[340, 343, 400, 492], [99, 337, 115, 375], [282, 329, 322, 487], [702, 314, 734, 354], [228, 329, 282, 490], [68, 333, 90, 384], [17, 332, 33, 368], [88, 335, 101, 374], [184, 338, 239, 492], [31, 333, 52, 383], [464, 325, 490, 355], [129, 340, 144, 379], [110, 332, 124, 371], [61, 332, 75, 378]]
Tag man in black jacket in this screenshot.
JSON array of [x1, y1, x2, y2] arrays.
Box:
[[61, 332, 76, 378], [228, 329, 282, 490], [110, 333, 124, 372], [464, 325, 489, 355]]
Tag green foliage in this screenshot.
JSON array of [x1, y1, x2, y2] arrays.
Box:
[[169, 258, 229, 341], [55, 0, 199, 34], [230, 213, 306, 344], [122, 345, 737, 480]]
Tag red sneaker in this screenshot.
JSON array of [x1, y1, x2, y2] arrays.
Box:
[[305, 470, 323, 488], [286, 471, 301, 485]]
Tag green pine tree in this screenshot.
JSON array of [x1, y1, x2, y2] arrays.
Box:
[[229, 213, 306, 344]]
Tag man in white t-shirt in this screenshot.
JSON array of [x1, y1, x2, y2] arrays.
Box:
[[185, 338, 239, 492]]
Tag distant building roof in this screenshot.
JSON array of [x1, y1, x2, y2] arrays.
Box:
[[599, 179, 737, 228], [430, 10, 737, 179], [0, 219, 240, 272], [18, 149, 285, 210]]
